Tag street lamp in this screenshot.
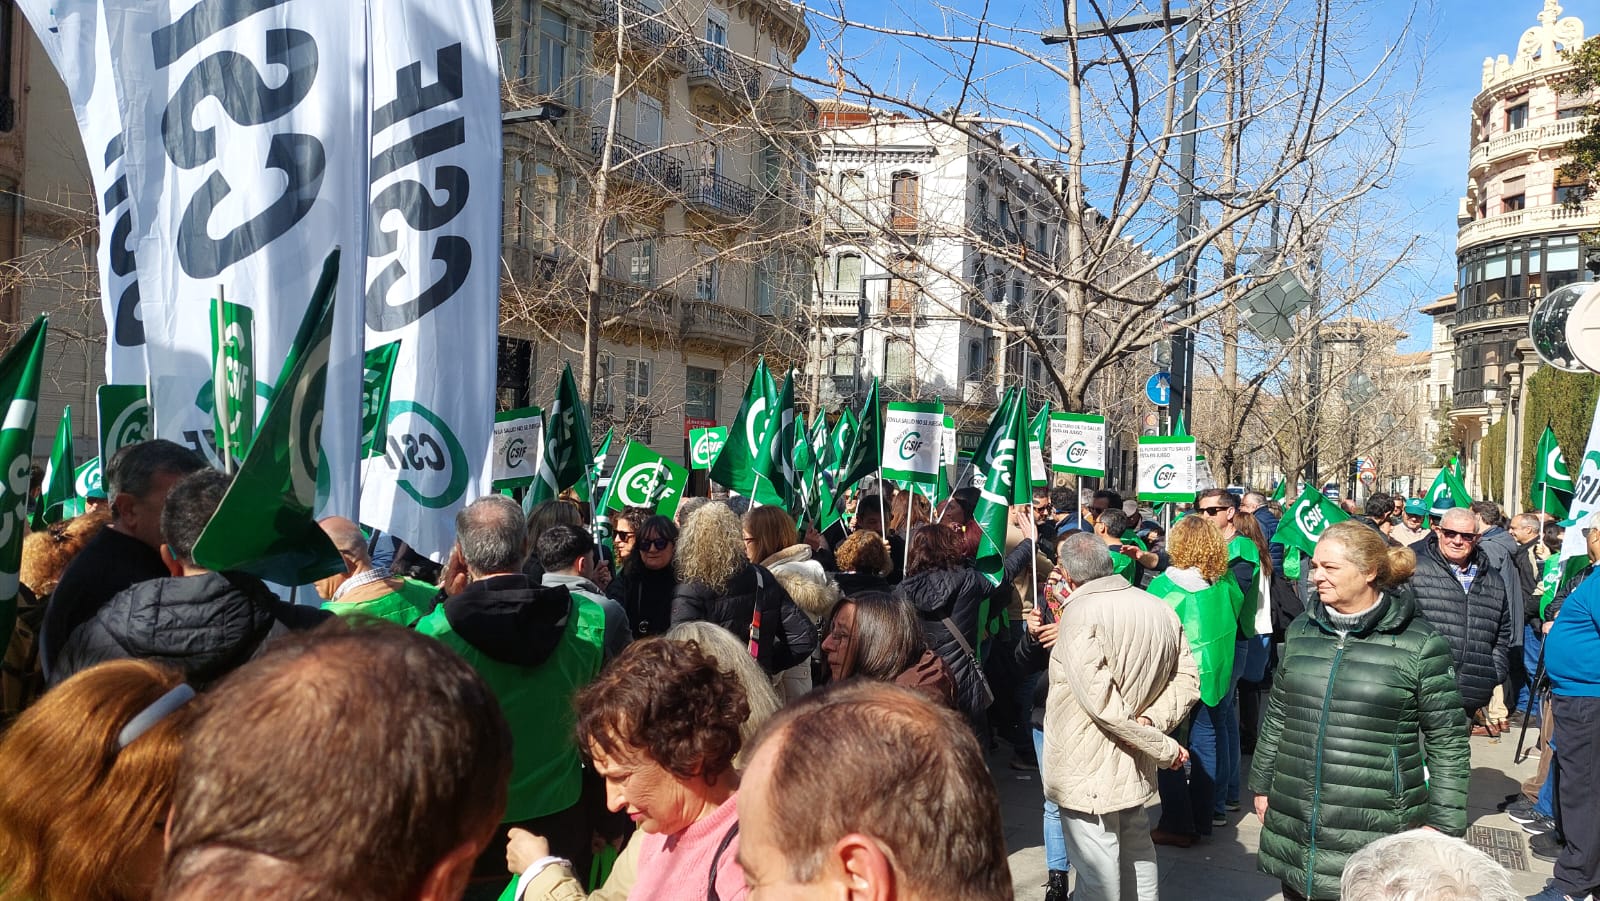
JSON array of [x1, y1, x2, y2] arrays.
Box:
[[854, 273, 895, 400]]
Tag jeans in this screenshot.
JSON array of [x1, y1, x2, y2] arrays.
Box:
[[1156, 690, 1234, 835], [1240, 634, 1271, 683], [1536, 732, 1556, 819], [1033, 727, 1071, 872], [1217, 640, 1248, 808], [1517, 624, 1543, 719]]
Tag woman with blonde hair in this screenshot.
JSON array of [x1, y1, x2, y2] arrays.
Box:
[[1148, 512, 1244, 846], [1251, 521, 1468, 900], [664, 620, 782, 762], [671, 503, 815, 678], [0, 659, 194, 901]]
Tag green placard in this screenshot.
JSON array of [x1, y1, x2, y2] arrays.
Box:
[[209, 297, 256, 470], [604, 440, 690, 518], [96, 384, 151, 472], [689, 426, 728, 470], [880, 400, 945, 485]]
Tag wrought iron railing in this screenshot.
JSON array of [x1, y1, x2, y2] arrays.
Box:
[[687, 43, 762, 99], [591, 129, 684, 191], [682, 168, 755, 218]]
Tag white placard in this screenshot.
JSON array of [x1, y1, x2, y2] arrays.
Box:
[[1136, 437, 1197, 502]]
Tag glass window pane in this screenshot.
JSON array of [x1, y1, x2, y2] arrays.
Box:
[[836, 254, 861, 291], [1484, 256, 1506, 279], [1548, 247, 1579, 271]]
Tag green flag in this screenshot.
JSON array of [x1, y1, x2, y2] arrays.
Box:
[[1530, 425, 1575, 518], [1270, 485, 1349, 560], [836, 378, 882, 492], [970, 389, 1033, 585], [710, 360, 777, 494], [576, 427, 614, 506], [605, 440, 689, 518], [0, 317, 47, 653], [1269, 479, 1286, 502], [752, 370, 797, 509], [96, 384, 151, 472], [529, 363, 593, 505], [688, 426, 728, 471], [33, 405, 75, 530], [190, 251, 344, 585], [1424, 465, 1472, 511], [209, 296, 256, 471], [1029, 403, 1051, 487], [1173, 411, 1189, 438], [361, 340, 401, 458], [793, 412, 825, 528]]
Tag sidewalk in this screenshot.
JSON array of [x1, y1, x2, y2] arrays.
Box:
[[995, 729, 1553, 899]]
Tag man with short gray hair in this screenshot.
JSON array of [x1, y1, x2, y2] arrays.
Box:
[[415, 495, 611, 889], [1041, 533, 1199, 901], [1410, 506, 1513, 722], [1340, 829, 1520, 901]]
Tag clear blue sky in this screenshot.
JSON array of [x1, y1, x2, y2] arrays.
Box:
[[793, 0, 1576, 352]]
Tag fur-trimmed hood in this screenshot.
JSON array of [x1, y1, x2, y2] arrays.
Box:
[[762, 545, 841, 621]]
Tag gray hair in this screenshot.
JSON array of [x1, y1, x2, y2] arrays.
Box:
[[1511, 512, 1542, 534], [1340, 829, 1518, 901], [1439, 507, 1478, 533], [664, 621, 781, 765], [675, 496, 711, 527], [1242, 492, 1268, 509], [1055, 533, 1114, 583], [454, 496, 529, 575]]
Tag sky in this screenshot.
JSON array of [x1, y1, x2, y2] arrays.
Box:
[[790, 0, 1583, 353]]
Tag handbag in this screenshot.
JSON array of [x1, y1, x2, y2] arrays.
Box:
[[942, 615, 996, 714]]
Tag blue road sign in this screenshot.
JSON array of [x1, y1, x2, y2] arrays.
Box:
[[1145, 372, 1171, 407]]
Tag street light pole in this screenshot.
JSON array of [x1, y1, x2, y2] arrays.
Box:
[[855, 272, 894, 401]]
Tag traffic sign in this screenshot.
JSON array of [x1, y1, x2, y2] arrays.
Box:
[[1145, 372, 1171, 407]]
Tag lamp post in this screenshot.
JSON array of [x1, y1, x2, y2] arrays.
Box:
[[1501, 366, 1522, 510], [854, 272, 895, 401]]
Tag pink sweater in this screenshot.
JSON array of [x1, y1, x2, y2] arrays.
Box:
[[629, 792, 746, 901]]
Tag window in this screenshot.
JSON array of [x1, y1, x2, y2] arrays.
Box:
[[833, 253, 862, 292], [705, 8, 729, 46], [888, 256, 919, 313], [839, 171, 868, 227], [1011, 280, 1024, 312], [755, 258, 776, 315], [503, 0, 536, 80], [510, 158, 529, 248], [828, 336, 859, 376], [624, 237, 654, 287], [1556, 182, 1590, 204], [635, 96, 663, 146], [884, 338, 913, 385], [760, 143, 782, 189], [890, 171, 919, 231], [624, 359, 652, 404], [976, 182, 989, 216], [530, 162, 567, 253], [1036, 223, 1049, 255], [998, 196, 1013, 235], [538, 9, 568, 99], [695, 259, 719, 301], [1503, 194, 1526, 213], [1506, 101, 1529, 132], [496, 337, 533, 410], [1559, 105, 1590, 120], [966, 339, 987, 381], [685, 367, 718, 420]]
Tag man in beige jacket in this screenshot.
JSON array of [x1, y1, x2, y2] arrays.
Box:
[[1042, 533, 1200, 901]]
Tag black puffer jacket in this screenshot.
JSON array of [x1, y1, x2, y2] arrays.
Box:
[[1248, 592, 1469, 900], [53, 571, 330, 688], [672, 562, 815, 675], [1406, 537, 1513, 710], [895, 540, 1033, 717]]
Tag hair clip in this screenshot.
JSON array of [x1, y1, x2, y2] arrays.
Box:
[[118, 683, 196, 750]]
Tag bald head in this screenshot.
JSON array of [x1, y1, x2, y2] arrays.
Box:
[[315, 517, 372, 599]]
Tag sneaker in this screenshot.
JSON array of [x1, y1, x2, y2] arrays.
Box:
[[1226, 800, 1242, 812], [1521, 814, 1557, 836], [1524, 879, 1591, 901], [1506, 799, 1540, 822], [1010, 755, 1039, 772], [1530, 831, 1566, 863], [1212, 812, 1228, 827]]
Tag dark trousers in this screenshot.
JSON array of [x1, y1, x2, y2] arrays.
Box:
[[1552, 694, 1600, 895]]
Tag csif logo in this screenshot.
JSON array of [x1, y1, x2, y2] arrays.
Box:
[[383, 399, 469, 510], [505, 436, 528, 469], [1152, 463, 1177, 489], [692, 429, 725, 466], [1066, 441, 1089, 464], [615, 461, 663, 507], [898, 430, 924, 460]]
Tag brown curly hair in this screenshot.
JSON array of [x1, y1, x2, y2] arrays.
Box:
[[834, 529, 890, 576], [21, 509, 111, 597], [576, 638, 749, 784]]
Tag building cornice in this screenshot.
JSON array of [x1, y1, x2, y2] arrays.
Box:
[[1479, 0, 1585, 97]]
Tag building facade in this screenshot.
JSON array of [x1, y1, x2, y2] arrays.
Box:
[[495, 0, 817, 459], [1447, 0, 1595, 493], [811, 103, 1073, 447]]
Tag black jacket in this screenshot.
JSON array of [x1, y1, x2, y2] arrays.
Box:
[[672, 563, 815, 675], [606, 560, 679, 639], [1254, 507, 1285, 576], [39, 526, 169, 681], [1477, 526, 1525, 644], [895, 540, 1033, 717], [52, 571, 330, 688], [832, 572, 892, 596], [1406, 538, 1513, 710], [438, 574, 575, 667]]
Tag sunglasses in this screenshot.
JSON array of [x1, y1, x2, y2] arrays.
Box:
[[1439, 528, 1478, 542], [614, 531, 636, 542], [1198, 506, 1231, 516], [639, 537, 671, 552]]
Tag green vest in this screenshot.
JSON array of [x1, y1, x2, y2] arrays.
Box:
[[321, 577, 438, 626], [1147, 572, 1244, 706], [416, 595, 606, 822], [1121, 532, 1148, 551], [1110, 550, 1137, 585], [1228, 534, 1263, 636]]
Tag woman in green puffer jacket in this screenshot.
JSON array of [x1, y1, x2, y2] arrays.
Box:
[[1249, 521, 1470, 900]]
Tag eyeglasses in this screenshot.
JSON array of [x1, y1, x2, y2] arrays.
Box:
[[639, 537, 671, 552], [1439, 528, 1478, 542], [614, 531, 636, 542], [1198, 506, 1231, 516]]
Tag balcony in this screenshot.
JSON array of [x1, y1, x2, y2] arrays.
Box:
[[1454, 296, 1532, 331], [680, 300, 757, 350], [591, 129, 684, 193], [598, 277, 677, 335], [687, 43, 761, 108], [962, 380, 997, 406], [682, 168, 756, 221], [759, 85, 819, 128], [818, 290, 860, 317], [1469, 118, 1587, 172], [594, 0, 689, 71], [1457, 199, 1600, 248]]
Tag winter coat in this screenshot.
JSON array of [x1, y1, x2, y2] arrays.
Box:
[[671, 562, 816, 676], [541, 571, 630, 660], [39, 525, 170, 681], [1248, 592, 1469, 900], [761, 545, 842, 622], [893, 647, 958, 709], [1041, 575, 1199, 815], [1406, 537, 1513, 710], [1254, 507, 1285, 576], [1477, 526, 1526, 644], [416, 575, 606, 822], [606, 560, 679, 639], [895, 539, 1034, 717], [53, 570, 331, 688]]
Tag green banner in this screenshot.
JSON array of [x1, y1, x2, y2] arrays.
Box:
[[0, 317, 48, 653], [604, 440, 689, 518], [96, 383, 150, 473], [689, 426, 727, 470], [190, 251, 344, 585], [209, 296, 256, 471], [361, 340, 401, 458], [33, 405, 75, 530]]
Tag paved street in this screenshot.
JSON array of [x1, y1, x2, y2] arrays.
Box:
[[993, 729, 1555, 899]]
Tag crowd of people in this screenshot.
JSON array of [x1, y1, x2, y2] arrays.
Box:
[[0, 437, 1596, 901]]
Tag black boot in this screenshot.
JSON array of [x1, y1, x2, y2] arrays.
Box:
[[1045, 869, 1070, 901]]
